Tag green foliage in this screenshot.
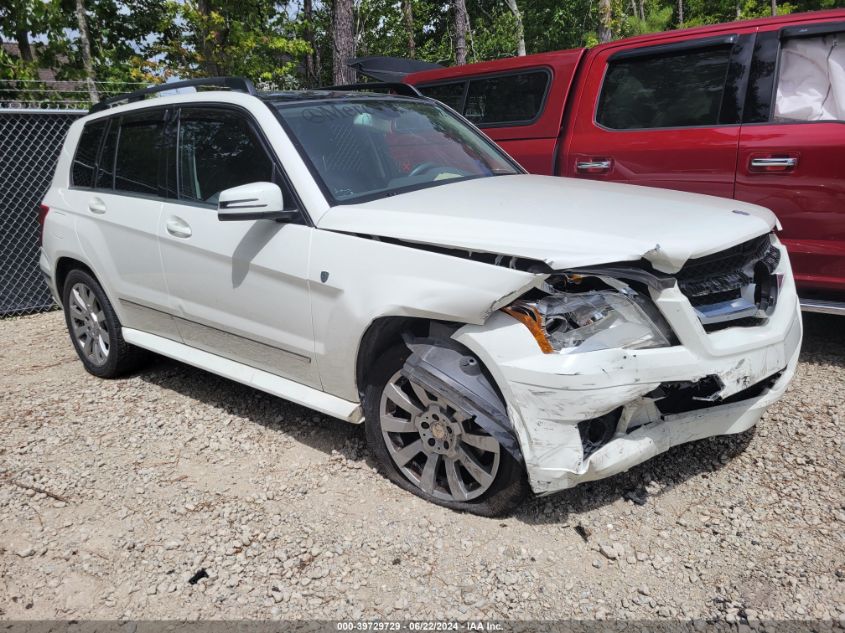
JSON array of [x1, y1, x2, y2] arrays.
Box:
[[622, 6, 675, 36], [0, 48, 37, 81], [153, 0, 310, 87], [0, 0, 843, 102]]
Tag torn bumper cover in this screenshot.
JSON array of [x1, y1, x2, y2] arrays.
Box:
[[451, 281, 803, 496]]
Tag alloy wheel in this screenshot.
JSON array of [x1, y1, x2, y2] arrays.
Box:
[[68, 282, 110, 366], [379, 370, 501, 502]]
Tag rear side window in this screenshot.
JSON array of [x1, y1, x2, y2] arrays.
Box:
[[419, 71, 550, 126], [177, 108, 274, 205], [419, 82, 465, 112], [96, 121, 119, 189], [775, 32, 844, 122], [71, 120, 106, 188], [597, 46, 733, 130], [114, 112, 166, 195], [464, 72, 549, 125]]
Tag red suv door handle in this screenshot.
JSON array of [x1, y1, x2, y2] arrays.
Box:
[[748, 154, 799, 173], [576, 158, 612, 174]]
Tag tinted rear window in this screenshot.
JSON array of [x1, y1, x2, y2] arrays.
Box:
[[96, 120, 119, 189], [597, 46, 733, 129], [114, 112, 166, 195], [419, 82, 466, 111], [71, 120, 106, 188], [419, 71, 549, 126], [464, 72, 549, 125]]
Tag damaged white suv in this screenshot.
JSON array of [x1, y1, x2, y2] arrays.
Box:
[[40, 79, 802, 516]]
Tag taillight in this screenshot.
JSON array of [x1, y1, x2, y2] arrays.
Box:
[[37, 204, 50, 246]]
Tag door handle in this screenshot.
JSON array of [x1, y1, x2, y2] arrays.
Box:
[[88, 197, 107, 214], [576, 159, 612, 174], [166, 216, 192, 238], [749, 156, 798, 172]]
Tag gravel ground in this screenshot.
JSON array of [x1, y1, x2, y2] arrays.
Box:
[[1, 310, 843, 622]]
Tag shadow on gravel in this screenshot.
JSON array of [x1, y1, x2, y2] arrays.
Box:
[[515, 428, 755, 525], [135, 356, 369, 463], [799, 312, 845, 362], [127, 310, 843, 522]]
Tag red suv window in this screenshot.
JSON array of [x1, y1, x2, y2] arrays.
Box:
[[419, 70, 550, 127], [596, 45, 734, 130]]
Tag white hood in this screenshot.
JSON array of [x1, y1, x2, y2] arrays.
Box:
[[316, 175, 778, 273]]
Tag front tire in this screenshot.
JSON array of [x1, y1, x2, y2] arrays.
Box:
[[363, 343, 528, 516], [62, 269, 147, 378]]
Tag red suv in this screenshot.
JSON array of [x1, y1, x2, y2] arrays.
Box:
[[406, 10, 845, 312]]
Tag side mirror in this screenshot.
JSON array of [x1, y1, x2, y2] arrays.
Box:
[[217, 182, 297, 222]]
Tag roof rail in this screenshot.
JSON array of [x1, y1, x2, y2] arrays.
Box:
[[318, 82, 424, 98], [89, 77, 257, 113]]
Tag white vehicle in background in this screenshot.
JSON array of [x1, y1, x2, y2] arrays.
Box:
[[39, 78, 802, 516]]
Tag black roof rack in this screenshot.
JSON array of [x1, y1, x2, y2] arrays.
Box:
[[317, 82, 424, 98], [89, 76, 257, 113]]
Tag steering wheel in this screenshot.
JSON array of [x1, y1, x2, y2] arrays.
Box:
[[408, 161, 441, 177]]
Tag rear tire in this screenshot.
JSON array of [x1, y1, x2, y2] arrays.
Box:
[[363, 343, 528, 516], [62, 269, 147, 378]]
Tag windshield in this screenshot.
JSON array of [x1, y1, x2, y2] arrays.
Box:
[[273, 98, 521, 204]]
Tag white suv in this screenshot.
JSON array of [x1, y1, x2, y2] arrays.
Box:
[[39, 78, 802, 516]]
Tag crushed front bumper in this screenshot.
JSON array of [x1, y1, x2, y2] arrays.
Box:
[[453, 259, 802, 496]]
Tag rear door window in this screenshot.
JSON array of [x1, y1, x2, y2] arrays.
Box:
[[113, 111, 166, 195], [176, 108, 275, 205], [464, 71, 549, 125], [775, 31, 844, 122], [597, 45, 733, 129], [71, 120, 106, 188]]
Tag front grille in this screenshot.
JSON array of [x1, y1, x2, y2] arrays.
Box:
[[673, 234, 781, 327], [677, 234, 772, 283], [690, 288, 741, 306], [703, 316, 763, 332]]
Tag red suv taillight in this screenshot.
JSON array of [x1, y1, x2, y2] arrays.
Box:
[[37, 204, 50, 246]]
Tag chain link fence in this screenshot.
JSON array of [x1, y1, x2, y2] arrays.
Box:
[[1, 109, 84, 317]]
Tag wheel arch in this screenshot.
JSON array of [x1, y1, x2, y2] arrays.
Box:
[[355, 316, 441, 397], [55, 256, 99, 304]]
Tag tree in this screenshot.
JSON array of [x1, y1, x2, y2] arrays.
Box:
[[598, 0, 612, 43], [0, 0, 42, 62], [304, 0, 317, 84], [402, 0, 415, 58], [624, 5, 673, 36], [154, 0, 309, 87], [195, 0, 221, 76], [0, 0, 837, 98], [332, 0, 355, 83], [74, 0, 99, 103], [453, 0, 468, 65], [504, 0, 526, 56]]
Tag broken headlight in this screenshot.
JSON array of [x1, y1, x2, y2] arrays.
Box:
[[503, 289, 673, 354]]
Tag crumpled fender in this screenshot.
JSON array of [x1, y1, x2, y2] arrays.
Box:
[[401, 337, 523, 462]]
